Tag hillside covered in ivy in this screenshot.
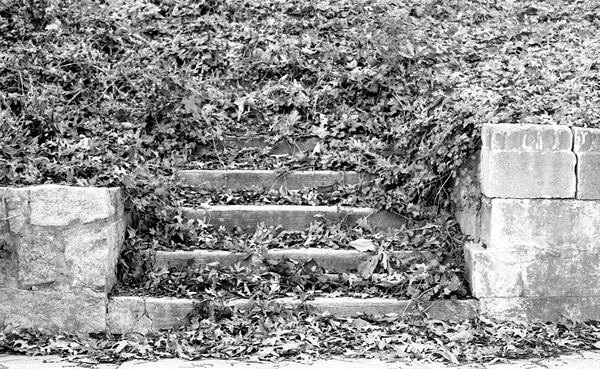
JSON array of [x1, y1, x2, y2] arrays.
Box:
[[1, 0, 600, 294]]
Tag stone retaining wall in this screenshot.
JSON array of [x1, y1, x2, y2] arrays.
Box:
[[454, 123, 600, 321], [0, 185, 125, 332]]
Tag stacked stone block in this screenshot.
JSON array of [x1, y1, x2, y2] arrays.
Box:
[[466, 123, 600, 321], [0, 185, 125, 332]]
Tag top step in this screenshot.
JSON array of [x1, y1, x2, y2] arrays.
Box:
[[177, 170, 367, 191], [199, 135, 319, 155]]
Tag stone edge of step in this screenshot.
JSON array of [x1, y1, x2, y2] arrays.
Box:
[[107, 296, 480, 334], [180, 205, 406, 231], [153, 248, 432, 274], [175, 169, 368, 190]]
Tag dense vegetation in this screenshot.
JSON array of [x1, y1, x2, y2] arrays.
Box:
[[2, 0, 598, 237], [2, 0, 600, 299], [3, 306, 600, 363], [2, 0, 600, 362]]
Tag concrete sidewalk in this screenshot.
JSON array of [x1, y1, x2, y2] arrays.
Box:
[[2, 352, 600, 369]]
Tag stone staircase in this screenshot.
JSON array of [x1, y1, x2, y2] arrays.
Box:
[[108, 137, 477, 334]]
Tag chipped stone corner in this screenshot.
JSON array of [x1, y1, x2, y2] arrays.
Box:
[[107, 296, 195, 334]]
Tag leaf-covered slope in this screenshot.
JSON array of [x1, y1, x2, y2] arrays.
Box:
[[2, 0, 598, 188], [2, 0, 599, 302]]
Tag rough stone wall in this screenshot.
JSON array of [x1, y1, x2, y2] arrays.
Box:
[[0, 185, 125, 332], [455, 123, 600, 321]]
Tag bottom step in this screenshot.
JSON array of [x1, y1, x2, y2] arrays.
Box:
[[107, 296, 479, 334]]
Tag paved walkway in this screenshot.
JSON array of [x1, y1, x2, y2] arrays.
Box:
[[2, 352, 600, 369]]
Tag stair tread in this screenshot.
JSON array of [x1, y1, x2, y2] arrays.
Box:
[[107, 295, 479, 333], [201, 135, 319, 153], [154, 248, 430, 273], [182, 204, 376, 211], [177, 169, 366, 191], [181, 205, 405, 232]]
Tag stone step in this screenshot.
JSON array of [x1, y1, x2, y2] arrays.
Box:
[[107, 296, 479, 334], [223, 135, 318, 154], [153, 248, 431, 274], [181, 205, 405, 232], [176, 170, 366, 191], [196, 136, 319, 155]]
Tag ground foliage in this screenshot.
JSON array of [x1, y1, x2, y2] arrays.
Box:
[[2, 0, 600, 351], [118, 212, 468, 300], [2, 306, 600, 364], [118, 246, 467, 300], [2, 0, 598, 220]]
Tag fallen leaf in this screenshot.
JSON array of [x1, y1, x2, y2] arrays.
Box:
[[448, 330, 474, 342], [351, 318, 374, 329], [349, 238, 377, 252], [357, 255, 379, 278]]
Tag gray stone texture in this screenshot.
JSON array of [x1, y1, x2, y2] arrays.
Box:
[[107, 296, 479, 334], [178, 170, 365, 191], [0, 289, 107, 332], [480, 197, 600, 252], [154, 249, 430, 275], [107, 296, 195, 334], [0, 185, 125, 332], [480, 296, 600, 322], [450, 152, 481, 241], [465, 243, 600, 298], [573, 127, 600, 199], [28, 185, 119, 226], [480, 123, 576, 198], [183, 205, 405, 232], [455, 124, 600, 321]]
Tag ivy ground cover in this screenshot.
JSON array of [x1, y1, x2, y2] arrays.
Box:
[[2, 0, 600, 363]]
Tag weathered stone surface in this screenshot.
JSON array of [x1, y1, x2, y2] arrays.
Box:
[[466, 243, 600, 298], [0, 186, 125, 333], [481, 198, 600, 252], [17, 228, 67, 287], [464, 243, 522, 298], [573, 127, 600, 199], [480, 296, 600, 322], [1, 186, 126, 292], [182, 205, 405, 232], [575, 152, 600, 199], [107, 296, 152, 335], [222, 135, 319, 154], [0, 288, 107, 332], [0, 240, 17, 288], [480, 124, 575, 198], [450, 152, 481, 240], [0, 187, 29, 233], [297, 297, 479, 321], [177, 170, 365, 191], [13, 220, 123, 291], [64, 220, 124, 292], [108, 296, 479, 334], [573, 126, 600, 152], [154, 249, 429, 274], [107, 296, 194, 334], [481, 151, 576, 198], [28, 185, 119, 227], [482, 123, 572, 151]]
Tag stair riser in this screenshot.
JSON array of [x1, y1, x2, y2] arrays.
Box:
[[177, 170, 365, 191], [107, 296, 479, 334], [182, 205, 405, 232], [199, 136, 318, 154]]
